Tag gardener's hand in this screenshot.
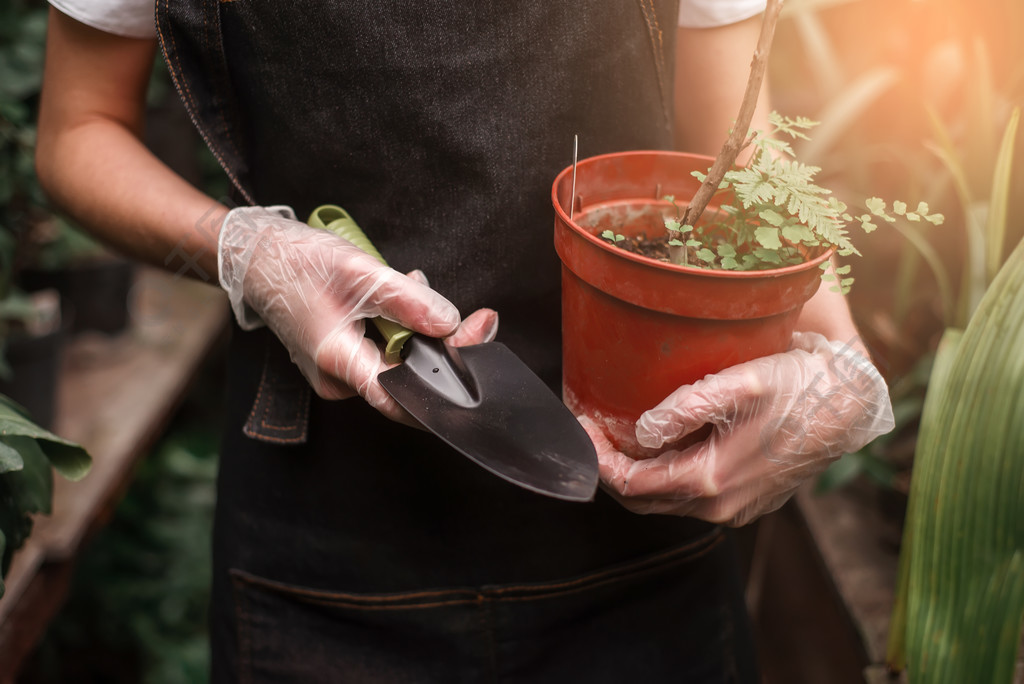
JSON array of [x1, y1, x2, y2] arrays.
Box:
[[218, 205, 497, 424], [583, 331, 894, 526]]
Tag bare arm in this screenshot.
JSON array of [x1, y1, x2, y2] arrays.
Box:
[[674, 15, 772, 156], [675, 15, 868, 358], [36, 9, 226, 281]]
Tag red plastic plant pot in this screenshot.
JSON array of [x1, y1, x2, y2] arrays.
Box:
[[552, 150, 831, 457]]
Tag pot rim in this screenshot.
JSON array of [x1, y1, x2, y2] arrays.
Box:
[[552, 149, 835, 278]]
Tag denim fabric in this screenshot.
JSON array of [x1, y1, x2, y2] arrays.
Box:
[[229, 530, 754, 684], [156, 2, 760, 682]]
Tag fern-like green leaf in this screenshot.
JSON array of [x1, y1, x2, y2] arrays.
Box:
[[754, 225, 782, 250]]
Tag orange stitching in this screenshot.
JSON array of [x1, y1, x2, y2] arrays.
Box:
[[488, 528, 722, 596], [243, 346, 271, 430], [259, 384, 310, 432], [232, 569, 480, 604], [493, 535, 725, 604], [155, 0, 252, 202], [303, 596, 483, 611], [202, 0, 247, 180], [228, 531, 724, 614]]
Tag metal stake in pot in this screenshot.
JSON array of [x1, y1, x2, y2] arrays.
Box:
[[570, 135, 578, 221]]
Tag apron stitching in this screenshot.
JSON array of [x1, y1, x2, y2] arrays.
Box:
[[490, 533, 725, 603], [487, 527, 722, 596], [155, 0, 253, 202], [227, 531, 721, 611], [201, 0, 248, 174], [231, 568, 481, 603], [637, 0, 672, 127], [301, 596, 483, 611]]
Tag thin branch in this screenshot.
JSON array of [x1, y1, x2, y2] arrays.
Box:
[[679, 0, 785, 229]]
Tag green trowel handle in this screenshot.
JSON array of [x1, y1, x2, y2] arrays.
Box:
[[307, 204, 413, 365]]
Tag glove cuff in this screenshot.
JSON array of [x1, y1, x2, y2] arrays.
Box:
[[792, 331, 896, 451], [217, 205, 297, 330]]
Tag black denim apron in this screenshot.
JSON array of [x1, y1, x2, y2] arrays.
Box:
[[156, 2, 757, 681]]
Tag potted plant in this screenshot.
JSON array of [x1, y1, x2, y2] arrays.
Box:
[[550, 0, 940, 457], [553, 121, 938, 457]]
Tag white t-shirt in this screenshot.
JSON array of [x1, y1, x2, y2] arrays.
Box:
[[49, 0, 767, 39]]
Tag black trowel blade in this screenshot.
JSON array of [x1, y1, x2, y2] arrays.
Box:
[[378, 337, 599, 502]]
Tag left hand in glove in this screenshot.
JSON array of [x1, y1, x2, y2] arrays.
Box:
[[582, 331, 894, 526]]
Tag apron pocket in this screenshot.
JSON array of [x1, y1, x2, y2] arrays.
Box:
[[230, 570, 491, 684], [229, 528, 754, 684]]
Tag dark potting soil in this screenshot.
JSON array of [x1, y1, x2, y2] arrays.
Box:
[[610, 233, 710, 266]]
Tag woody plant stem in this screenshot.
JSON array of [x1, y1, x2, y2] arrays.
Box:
[[679, 0, 785, 230]]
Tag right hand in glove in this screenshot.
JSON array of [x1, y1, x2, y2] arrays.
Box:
[[218, 205, 497, 424]]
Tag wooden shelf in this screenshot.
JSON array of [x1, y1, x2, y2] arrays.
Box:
[[0, 267, 229, 680]]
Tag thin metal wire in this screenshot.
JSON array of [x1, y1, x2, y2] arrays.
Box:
[[570, 134, 578, 221]]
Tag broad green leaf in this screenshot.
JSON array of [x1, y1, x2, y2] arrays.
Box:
[[759, 209, 785, 226], [0, 441, 22, 474], [1, 437, 52, 514], [986, 107, 1019, 282], [0, 394, 91, 481], [891, 234, 1024, 680], [754, 225, 782, 250], [753, 248, 783, 265], [716, 244, 737, 258], [781, 224, 815, 244], [696, 248, 716, 263]]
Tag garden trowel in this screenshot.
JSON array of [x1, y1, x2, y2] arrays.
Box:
[[308, 205, 598, 502]]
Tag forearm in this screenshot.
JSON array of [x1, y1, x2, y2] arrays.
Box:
[[674, 15, 868, 360], [796, 277, 869, 359], [36, 9, 226, 281], [36, 119, 226, 279], [674, 15, 773, 156]]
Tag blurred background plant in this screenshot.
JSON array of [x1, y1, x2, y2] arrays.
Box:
[[1, 1, 228, 680], [0, 0, 55, 369], [770, 1, 1024, 679], [21, 375, 222, 684], [772, 0, 1024, 495]]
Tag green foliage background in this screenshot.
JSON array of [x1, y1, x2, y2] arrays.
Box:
[[22, 372, 223, 684]]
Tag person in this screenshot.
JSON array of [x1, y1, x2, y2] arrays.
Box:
[[36, 1, 892, 681]]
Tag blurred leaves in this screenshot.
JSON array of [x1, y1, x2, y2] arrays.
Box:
[[29, 424, 219, 684], [888, 234, 1024, 681], [0, 393, 91, 595]]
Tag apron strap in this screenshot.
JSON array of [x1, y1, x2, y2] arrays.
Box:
[[243, 338, 311, 444]]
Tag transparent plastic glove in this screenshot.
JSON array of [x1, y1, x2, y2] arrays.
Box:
[[218, 205, 496, 423], [584, 331, 894, 526]]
